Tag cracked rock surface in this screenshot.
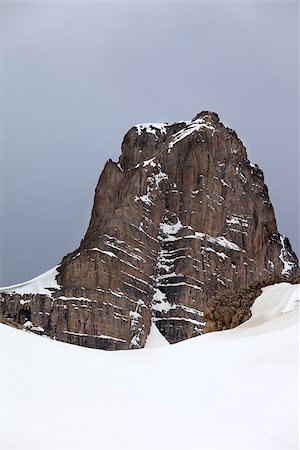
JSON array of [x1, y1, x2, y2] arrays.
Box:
[[1, 111, 298, 349]]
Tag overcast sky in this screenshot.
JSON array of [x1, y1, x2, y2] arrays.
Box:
[[0, 0, 299, 285]]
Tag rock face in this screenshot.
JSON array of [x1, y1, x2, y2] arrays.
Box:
[[203, 273, 300, 333], [1, 111, 298, 349]]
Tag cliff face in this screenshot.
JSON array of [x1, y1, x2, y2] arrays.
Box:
[[1, 111, 298, 349]]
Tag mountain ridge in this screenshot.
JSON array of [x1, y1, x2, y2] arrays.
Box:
[[0, 111, 298, 349]]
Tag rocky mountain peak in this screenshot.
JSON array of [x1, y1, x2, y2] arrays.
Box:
[[1, 111, 298, 350]]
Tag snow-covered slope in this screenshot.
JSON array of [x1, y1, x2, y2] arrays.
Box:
[[0, 266, 60, 296], [0, 283, 298, 450], [144, 321, 170, 348]]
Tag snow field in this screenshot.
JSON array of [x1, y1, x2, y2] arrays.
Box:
[[0, 283, 299, 450]]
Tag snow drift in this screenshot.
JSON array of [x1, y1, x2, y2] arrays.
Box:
[[0, 283, 299, 450], [0, 266, 60, 296]]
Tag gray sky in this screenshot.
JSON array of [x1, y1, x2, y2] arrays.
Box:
[[0, 0, 299, 285]]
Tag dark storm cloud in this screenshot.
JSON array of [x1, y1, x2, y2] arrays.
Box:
[[0, 1, 298, 284]]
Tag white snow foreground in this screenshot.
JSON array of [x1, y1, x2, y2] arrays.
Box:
[[0, 283, 299, 450]]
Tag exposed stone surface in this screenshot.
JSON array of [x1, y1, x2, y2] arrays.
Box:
[[203, 274, 300, 333], [0, 111, 298, 349]]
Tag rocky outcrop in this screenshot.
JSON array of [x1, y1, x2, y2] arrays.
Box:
[[1, 111, 298, 349], [203, 274, 300, 333]]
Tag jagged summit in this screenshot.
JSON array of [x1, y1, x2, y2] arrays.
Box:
[[118, 111, 243, 171], [1, 111, 298, 350]]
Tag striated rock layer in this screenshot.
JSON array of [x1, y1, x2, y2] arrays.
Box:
[[1, 111, 298, 349]]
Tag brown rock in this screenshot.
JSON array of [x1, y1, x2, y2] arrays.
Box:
[[203, 274, 300, 333], [1, 112, 298, 349]]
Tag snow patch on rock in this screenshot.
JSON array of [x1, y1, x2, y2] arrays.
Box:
[[279, 235, 297, 276], [151, 288, 172, 312], [135, 123, 168, 139], [159, 218, 183, 242], [0, 267, 60, 297], [185, 231, 242, 252], [168, 118, 215, 152]]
